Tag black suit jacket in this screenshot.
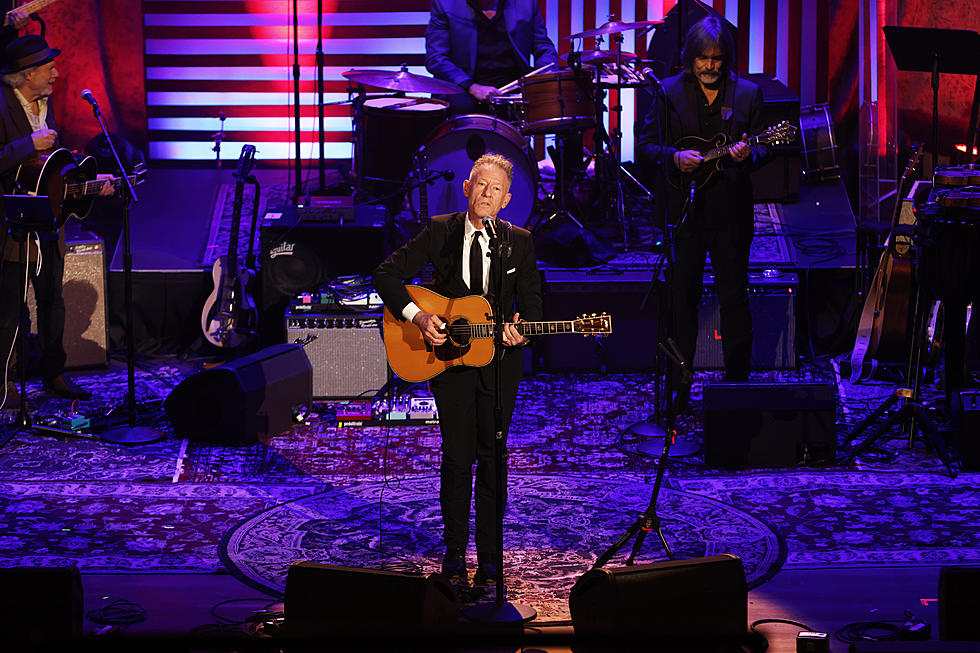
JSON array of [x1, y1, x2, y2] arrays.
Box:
[[373, 211, 542, 378], [637, 72, 764, 229], [0, 83, 61, 262]]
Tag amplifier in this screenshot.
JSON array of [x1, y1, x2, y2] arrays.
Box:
[[285, 309, 388, 399], [28, 238, 108, 369], [694, 271, 797, 370]]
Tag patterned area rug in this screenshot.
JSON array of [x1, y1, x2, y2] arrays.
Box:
[[219, 473, 786, 623], [0, 481, 324, 571]]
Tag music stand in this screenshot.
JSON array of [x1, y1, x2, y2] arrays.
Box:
[[883, 26, 980, 167], [2, 196, 60, 432]]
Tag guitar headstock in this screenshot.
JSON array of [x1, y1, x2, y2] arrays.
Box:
[[760, 121, 798, 147], [234, 144, 258, 180], [132, 162, 148, 186], [572, 313, 612, 335]]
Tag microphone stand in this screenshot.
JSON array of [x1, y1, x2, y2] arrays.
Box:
[[83, 96, 163, 445], [628, 77, 698, 457], [464, 218, 535, 625], [594, 339, 690, 568]]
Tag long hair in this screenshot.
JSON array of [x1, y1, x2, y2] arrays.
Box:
[[680, 15, 735, 79]]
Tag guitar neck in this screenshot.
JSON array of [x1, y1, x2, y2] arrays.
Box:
[[703, 134, 763, 163], [469, 320, 584, 339], [65, 173, 138, 197], [7, 0, 57, 19]]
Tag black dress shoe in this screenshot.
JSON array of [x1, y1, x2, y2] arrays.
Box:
[[42, 375, 92, 400], [473, 557, 497, 586], [441, 547, 467, 583]]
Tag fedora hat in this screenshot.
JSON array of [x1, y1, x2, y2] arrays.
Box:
[[2, 35, 61, 74]]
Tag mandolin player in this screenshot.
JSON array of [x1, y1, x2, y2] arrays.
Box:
[[637, 15, 766, 406], [0, 35, 113, 406]]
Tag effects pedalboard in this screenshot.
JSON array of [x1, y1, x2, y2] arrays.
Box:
[[335, 396, 439, 427]]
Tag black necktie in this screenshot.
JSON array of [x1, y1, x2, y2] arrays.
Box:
[[469, 231, 483, 296]]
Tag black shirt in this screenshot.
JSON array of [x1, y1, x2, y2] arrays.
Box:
[[466, 0, 525, 89]]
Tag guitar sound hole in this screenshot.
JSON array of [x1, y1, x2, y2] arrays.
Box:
[[446, 317, 471, 347]]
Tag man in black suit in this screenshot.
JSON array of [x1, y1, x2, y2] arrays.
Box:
[[637, 15, 765, 396], [373, 153, 542, 586], [0, 35, 112, 407]]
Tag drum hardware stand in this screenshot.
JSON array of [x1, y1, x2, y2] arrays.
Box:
[[839, 237, 955, 476], [594, 340, 688, 568]]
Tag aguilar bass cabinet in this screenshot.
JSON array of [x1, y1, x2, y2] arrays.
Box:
[[285, 308, 388, 399], [28, 238, 108, 368], [259, 208, 386, 344]]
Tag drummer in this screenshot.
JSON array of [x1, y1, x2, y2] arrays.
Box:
[[425, 0, 558, 116]]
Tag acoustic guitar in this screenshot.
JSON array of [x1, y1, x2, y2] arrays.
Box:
[[668, 121, 798, 190], [14, 148, 147, 227], [382, 285, 612, 382], [201, 144, 258, 349], [849, 143, 925, 382]]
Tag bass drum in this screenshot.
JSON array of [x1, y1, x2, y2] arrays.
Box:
[[411, 115, 538, 228]]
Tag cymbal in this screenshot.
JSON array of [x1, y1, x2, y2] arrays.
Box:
[[342, 69, 464, 95], [561, 49, 640, 65], [567, 19, 664, 40]]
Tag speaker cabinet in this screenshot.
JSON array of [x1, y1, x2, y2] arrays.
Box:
[[694, 272, 797, 370], [28, 238, 108, 368], [569, 555, 747, 642], [285, 309, 388, 399], [284, 561, 460, 636], [260, 214, 385, 344], [164, 343, 312, 444], [940, 566, 980, 641], [703, 382, 837, 469], [0, 566, 83, 643]]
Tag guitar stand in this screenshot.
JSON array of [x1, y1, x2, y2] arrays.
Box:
[[839, 266, 956, 476]]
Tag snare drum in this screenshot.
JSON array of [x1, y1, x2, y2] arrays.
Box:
[[411, 115, 538, 227], [488, 95, 526, 127], [519, 68, 595, 135], [360, 97, 447, 187]]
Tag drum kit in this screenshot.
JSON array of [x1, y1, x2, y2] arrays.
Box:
[[341, 17, 663, 237]]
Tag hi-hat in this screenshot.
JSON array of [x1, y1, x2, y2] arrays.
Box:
[[567, 19, 664, 40], [561, 49, 640, 65], [342, 68, 464, 94]]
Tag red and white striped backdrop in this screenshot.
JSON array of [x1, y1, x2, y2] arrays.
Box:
[[143, 0, 831, 168]]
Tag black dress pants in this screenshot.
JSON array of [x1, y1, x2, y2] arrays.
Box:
[[429, 353, 521, 558], [0, 239, 67, 381], [671, 218, 754, 381]]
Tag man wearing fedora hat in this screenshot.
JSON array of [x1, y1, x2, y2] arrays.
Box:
[[0, 34, 113, 407]]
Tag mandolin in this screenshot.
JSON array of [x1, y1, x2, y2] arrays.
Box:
[[382, 285, 612, 382], [201, 145, 258, 349], [849, 143, 924, 382], [668, 121, 798, 190]]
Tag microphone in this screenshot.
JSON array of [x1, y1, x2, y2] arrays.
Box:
[[441, 169, 455, 181], [80, 88, 98, 108], [641, 67, 662, 88], [481, 215, 495, 239]]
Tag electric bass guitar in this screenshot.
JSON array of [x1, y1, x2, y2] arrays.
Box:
[[14, 148, 147, 227], [201, 144, 258, 349], [382, 285, 612, 382], [668, 121, 798, 190], [3, 0, 59, 26]]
